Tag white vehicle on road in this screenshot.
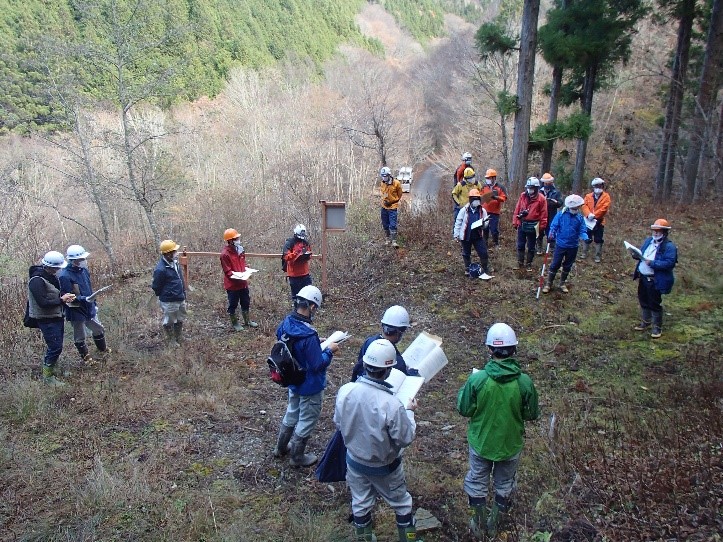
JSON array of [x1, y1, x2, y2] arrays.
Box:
[[398, 167, 413, 192]]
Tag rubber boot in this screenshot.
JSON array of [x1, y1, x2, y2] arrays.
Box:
[[580, 242, 590, 260], [594, 242, 603, 263], [536, 237, 543, 255], [74, 341, 94, 364], [42, 365, 67, 387], [229, 314, 243, 331], [525, 251, 535, 271], [289, 433, 317, 467], [391, 231, 399, 248], [479, 258, 492, 281], [384, 230, 390, 246], [273, 424, 294, 457], [396, 514, 421, 542], [163, 324, 178, 347], [559, 270, 570, 293], [542, 271, 555, 294], [468, 499, 487, 539], [242, 310, 258, 328], [513, 250, 525, 270], [634, 308, 652, 330], [93, 334, 111, 355], [173, 321, 183, 345], [486, 495, 509, 538], [650, 311, 663, 338], [353, 515, 377, 542]]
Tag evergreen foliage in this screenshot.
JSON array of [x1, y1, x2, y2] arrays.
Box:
[[0, 0, 391, 133], [377, 0, 445, 42]]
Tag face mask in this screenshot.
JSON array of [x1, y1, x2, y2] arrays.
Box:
[[470, 200, 481, 209], [77, 260, 88, 269], [652, 232, 664, 242], [485, 180, 493, 186], [569, 208, 579, 215], [593, 188, 603, 195], [527, 188, 536, 196]]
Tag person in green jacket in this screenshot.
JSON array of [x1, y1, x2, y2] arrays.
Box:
[[457, 322, 539, 539]]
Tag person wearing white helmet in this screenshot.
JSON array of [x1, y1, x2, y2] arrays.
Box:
[[282, 224, 313, 298], [27, 251, 77, 385], [457, 323, 539, 539], [59, 245, 112, 364], [454, 151, 474, 186], [542, 195, 590, 293], [273, 285, 340, 467], [512, 177, 548, 270], [581, 177, 612, 262], [151, 239, 186, 347], [334, 339, 422, 542], [379, 166, 403, 248], [350, 305, 419, 382]]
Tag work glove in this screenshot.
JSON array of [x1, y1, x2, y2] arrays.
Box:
[[587, 213, 595, 220], [383, 199, 391, 206]]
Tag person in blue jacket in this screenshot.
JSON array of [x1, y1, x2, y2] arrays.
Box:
[[273, 285, 340, 467], [543, 194, 590, 294], [632, 219, 678, 338], [350, 305, 418, 382], [59, 244, 111, 364], [151, 239, 186, 346]]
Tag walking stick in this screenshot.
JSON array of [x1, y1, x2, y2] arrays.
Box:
[[536, 242, 551, 300]]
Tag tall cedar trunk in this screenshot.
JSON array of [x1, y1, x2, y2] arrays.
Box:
[[509, 0, 541, 193], [541, 0, 567, 175], [655, 0, 695, 201], [682, 0, 723, 202], [572, 64, 597, 194], [541, 65, 563, 173], [501, 113, 510, 179], [716, 100, 723, 193]]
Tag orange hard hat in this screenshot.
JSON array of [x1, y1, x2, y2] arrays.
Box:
[[485, 168, 497, 178], [541, 172, 555, 182], [223, 228, 240, 241], [650, 219, 671, 230], [468, 188, 481, 198]]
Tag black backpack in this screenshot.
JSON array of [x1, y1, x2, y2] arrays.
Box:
[[23, 275, 40, 328], [267, 333, 306, 387], [281, 237, 295, 272]]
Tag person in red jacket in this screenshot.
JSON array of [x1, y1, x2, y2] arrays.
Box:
[[512, 177, 548, 271], [283, 224, 313, 298], [454, 152, 473, 186], [220, 228, 258, 331], [481, 168, 508, 248]]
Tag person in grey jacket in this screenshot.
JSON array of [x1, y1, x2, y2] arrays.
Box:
[[334, 339, 422, 542], [27, 251, 76, 386]]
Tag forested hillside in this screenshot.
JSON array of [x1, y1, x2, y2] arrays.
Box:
[[0, 0, 459, 133]]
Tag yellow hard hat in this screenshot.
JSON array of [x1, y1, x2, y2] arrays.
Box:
[[463, 167, 475, 179], [223, 228, 240, 241], [159, 239, 180, 254]]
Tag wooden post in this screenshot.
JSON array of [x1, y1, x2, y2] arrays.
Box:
[[179, 247, 189, 289]]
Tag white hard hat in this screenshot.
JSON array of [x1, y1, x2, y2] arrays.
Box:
[[66, 244, 90, 260], [296, 285, 322, 307], [591, 177, 605, 187], [380, 166, 392, 177], [564, 194, 584, 209], [525, 177, 540, 188], [362, 339, 397, 368], [462, 152, 472, 161], [41, 251, 67, 268], [293, 224, 307, 239], [485, 323, 518, 347], [380, 305, 410, 328]]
